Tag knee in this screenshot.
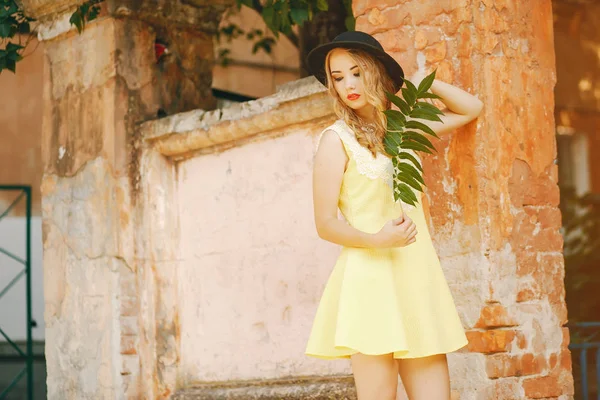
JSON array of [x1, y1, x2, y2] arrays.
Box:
[[377, 383, 397, 400], [356, 379, 397, 400]]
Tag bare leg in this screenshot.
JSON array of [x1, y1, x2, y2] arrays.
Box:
[[351, 353, 398, 400], [395, 354, 450, 400]]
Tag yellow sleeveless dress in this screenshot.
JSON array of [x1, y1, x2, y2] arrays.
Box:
[[305, 120, 468, 359]]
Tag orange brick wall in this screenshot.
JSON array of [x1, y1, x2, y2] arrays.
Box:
[[352, 0, 573, 398]]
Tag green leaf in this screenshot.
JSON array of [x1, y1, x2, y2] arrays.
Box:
[[384, 109, 405, 131], [69, 11, 83, 33], [398, 171, 423, 192], [290, 7, 308, 25], [345, 15, 355, 31], [262, 5, 276, 34], [398, 151, 422, 171], [405, 120, 439, 138], [18, 21, 30, 34], [252, 37, 275, 54], [397, 183, 418, 205], [419, 92, 442, 100], [316, 0, 328, 11], [415, 101, 444, 115], [400, 140, 434, 154], [6, 42, 23, 52], [88, 5, 100, 21], [0, 22, 11, 38], [397, 162, 425, 184], [417, 70, 436, 95], [405, 79, 418, 94], [6, 57, 15, 72], [384, 133, 402, 156], [410, 108, 443, 122], [403, 132, 435, 151], [386, 91, 410, 115], [401, 87, 416, 107]]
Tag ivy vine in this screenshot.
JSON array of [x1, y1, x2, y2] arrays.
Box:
[[0, 0, 101, 74]]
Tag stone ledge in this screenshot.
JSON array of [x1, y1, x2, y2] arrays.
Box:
[[141, 77, 334, 160], [172, 375, 356, 400]]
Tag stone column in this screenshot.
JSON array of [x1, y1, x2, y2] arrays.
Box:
[[20, 0, 230, 398], [353, 0, 573, 399]]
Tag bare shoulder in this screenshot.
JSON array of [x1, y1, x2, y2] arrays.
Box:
[[315, 128, 348, 169], [318, 129, 343, 149]]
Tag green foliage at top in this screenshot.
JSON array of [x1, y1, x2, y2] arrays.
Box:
[[0, 0, 34, 73], [215, 0, 354, 66], [0, 0, 102, 73], [69, 0, 102, 34], [383, 70, 443, 206], [235, 0, 354, 38]]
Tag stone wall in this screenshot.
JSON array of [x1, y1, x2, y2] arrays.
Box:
[[353, 0, 573, 398]]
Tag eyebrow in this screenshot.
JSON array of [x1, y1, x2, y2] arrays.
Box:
[[331, 65, 359, 74]]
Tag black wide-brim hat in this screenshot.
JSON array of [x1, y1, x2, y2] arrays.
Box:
[[306, 31, 404, 93]]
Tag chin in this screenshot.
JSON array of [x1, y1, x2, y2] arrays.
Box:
[[345, 100, 368, 111]]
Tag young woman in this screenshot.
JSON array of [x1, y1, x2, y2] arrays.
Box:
[[304, 31, 483, 400]]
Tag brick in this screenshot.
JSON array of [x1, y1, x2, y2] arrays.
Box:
[[508, 159, 560, 207], [516, 251, 538, 277], [456, 25, 473, 58], [424, 41, 447, 63], [475, 304, 518, 328], [523, 372, 573, 398], [367, 8, 387, 28], [120, 316, 139, 335], [466, 329, 516, 353], [483, 378, 523, 400], [530, 207, 562, 229], [414, 29, 428, 50], [486, 353, 546, 379], [120, 335, 138, 355], [516, 286, 539, 302], [121, 296, 139, 316], [352, 0, 407, 17]]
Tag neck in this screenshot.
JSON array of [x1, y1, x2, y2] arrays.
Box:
[[354, 104, 377, 123]]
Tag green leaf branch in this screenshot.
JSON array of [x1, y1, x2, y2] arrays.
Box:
[[69, 0, 103, 34], [384, 70, 443, 206], [0, 0, 103, 73]]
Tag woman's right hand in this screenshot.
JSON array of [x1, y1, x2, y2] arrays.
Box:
[[371, 216, 417, 248]]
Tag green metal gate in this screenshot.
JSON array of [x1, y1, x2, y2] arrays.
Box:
[[0, 185, 34, 400]]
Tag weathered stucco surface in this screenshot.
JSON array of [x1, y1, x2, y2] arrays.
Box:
[[33, 0, 573, 399]]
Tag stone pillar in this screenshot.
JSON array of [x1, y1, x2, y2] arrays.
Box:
[[353, 0, 573, 399], [22, 0, 230, 398]]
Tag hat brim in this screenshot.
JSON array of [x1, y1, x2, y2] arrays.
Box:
[[306, 41, 404, 93]]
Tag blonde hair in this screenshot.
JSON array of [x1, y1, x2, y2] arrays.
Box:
[[325, 48, 397, 157]]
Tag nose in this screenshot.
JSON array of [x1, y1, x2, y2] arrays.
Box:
[[346, 75, 356, 91]]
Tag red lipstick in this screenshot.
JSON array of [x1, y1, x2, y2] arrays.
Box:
[[347, 93, 360, 101]]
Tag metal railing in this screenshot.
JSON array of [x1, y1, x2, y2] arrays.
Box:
[[570, 322, 600, 400], [0, 185, 33, 400]]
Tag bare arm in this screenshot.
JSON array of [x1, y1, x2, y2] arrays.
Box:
[[410, 73, 484, 137], [313, 130, 376, 248], [312, 130, 417, 248]]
